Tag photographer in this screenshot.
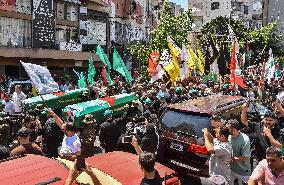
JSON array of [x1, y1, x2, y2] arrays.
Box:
[[22, 115, 43, 145], [10, 127, 43, 157], [241, 103, 284, 161]]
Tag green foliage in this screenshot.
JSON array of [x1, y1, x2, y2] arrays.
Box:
[[128, 0, 193, 81], [200, 17, 284, 65], [248, 22, 284, 63]]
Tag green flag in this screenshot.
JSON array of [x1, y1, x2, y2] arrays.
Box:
[[78, 72, 87, 88], [88, 51, 96, 86], [113, 49, 132, 82], [96, 45, 111, 69]]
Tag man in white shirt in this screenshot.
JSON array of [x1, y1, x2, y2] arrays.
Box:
[[12, 85, 26, 113], [203, 124, 232, 184], [48, 108, 81, 161]]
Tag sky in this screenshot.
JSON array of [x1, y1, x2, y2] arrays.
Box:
[[170, 0, 188, 10]]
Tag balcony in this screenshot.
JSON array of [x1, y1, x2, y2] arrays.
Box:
[[0, 46, 100, 62]]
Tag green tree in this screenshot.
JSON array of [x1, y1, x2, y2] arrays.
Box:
[[200, 16, 248, 50], [129, 0, 193, 81], [200, 17, 284, 66], [199, 16, 248, 75], [248, 22, 283, 64]]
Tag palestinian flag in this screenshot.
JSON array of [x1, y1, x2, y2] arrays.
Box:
[[23, 88, 88, 110], [63, 93, 138, 127]]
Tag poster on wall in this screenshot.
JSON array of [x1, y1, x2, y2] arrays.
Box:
[[32, 0, 55, 49], [86, 20, 106, 45], [0, 0, 16, 11]]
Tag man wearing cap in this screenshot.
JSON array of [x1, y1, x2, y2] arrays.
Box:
[[157, 93, 168, 118], [10, 127, 43, 157], [99, 109, 127, 152], [241, 103, 284, 161], [157, 84, 170, 99], [171, 87, 187, 104], [143, 98, 155, 115]]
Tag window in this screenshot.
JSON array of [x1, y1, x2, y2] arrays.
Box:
[[0, 17, 31, 48], [16, 0, 31, 14], [57, 3, 65, 20], [211, 2, 219, 10], [56, 25, 78, 44], [56, 2, 79, 22], [161, 111, 211, 137], [244, 5, 249, 15], [232, 2, 242, 11]]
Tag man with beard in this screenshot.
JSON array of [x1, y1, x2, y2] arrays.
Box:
[[241, 104, 284, 161]]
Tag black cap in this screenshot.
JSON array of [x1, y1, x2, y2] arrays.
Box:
[[210, 115, 222, 121], [17, 127, 30, 137], [263, 111, 276, 119]]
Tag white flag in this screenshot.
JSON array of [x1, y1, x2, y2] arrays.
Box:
[[265, 49, 275, 83], [228, 25, 239, 54], [210, 60, 219, 74], [20, 61, 59, 94], [159, 50, 171, 67], [180, 45, 188, 81], [150, 64, 164, 83]]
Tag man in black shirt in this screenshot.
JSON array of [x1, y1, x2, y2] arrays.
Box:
[[42, 113, 64, 158], [241, 104, 284, 161], [99, 109, 127, 152]]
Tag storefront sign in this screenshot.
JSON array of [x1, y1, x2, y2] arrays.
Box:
[[59, 42, 82, 51], [86, 20, 106, 45]]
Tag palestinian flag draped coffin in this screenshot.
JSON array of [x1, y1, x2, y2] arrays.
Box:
[[23, 88, 88, 111], [63, 93, 138, 128]]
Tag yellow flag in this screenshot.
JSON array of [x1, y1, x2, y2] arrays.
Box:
[[187, 48, 196, 68], [32, 85, 37, 96], [197, 49, 205, 67], [164, 54, 180, 82], [167, 36, 181, 58], [187, 48, 205, 75]]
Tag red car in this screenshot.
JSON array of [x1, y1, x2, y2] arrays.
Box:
[[0, 152, 179, 185]]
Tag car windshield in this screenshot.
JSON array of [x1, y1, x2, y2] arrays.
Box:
[[248, 102, 268, 115], [161, 110, 211, 137]]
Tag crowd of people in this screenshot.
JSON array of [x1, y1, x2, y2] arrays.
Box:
[[0, 69, 284, 185]]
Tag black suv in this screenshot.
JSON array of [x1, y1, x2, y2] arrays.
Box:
[[160, 95, 246, 177]]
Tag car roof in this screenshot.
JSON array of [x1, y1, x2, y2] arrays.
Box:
[[0, 155, 69, 185], [58, 151, 176, 185], [168, 95, 246, 115], [85, 151, 175, 185], [1, 152, 176, 185]]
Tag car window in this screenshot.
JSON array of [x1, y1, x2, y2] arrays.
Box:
[[161, 110, 211, 137]]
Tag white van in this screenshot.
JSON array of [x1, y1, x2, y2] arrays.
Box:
[[8, 80, 33, 95]]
